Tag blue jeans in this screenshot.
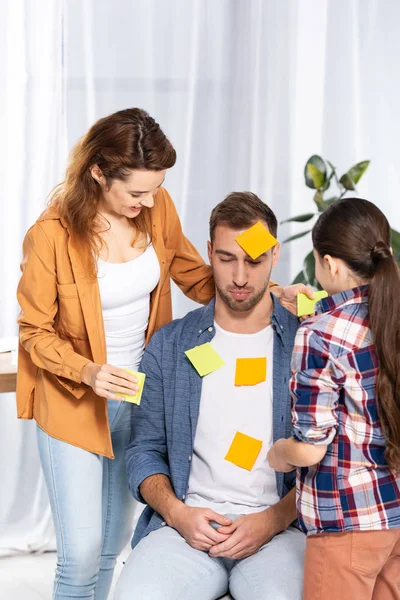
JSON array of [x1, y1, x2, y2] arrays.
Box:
[[114, 519, 305, 600], [37, 400, 136, 600]]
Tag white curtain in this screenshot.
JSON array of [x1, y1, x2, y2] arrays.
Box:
[[1, 0, 399, 556]]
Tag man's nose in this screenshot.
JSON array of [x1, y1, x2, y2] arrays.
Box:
[[232, 261, 248, 287]]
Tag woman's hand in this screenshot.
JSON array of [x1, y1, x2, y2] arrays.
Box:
[[279, 283, 314, 317], [81, 362, 139, 400]]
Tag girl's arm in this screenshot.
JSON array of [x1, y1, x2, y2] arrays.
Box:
[[268, 325, 341, 472]]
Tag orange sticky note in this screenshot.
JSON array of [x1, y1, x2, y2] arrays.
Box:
[[235, 357, 267, 386], [225, 431, 263, 471], [235, 221, 278, 260]]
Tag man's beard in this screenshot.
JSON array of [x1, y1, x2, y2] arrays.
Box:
[[215, 280, 270, 312]]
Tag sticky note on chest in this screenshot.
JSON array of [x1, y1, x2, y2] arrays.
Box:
[[116, 370, 146, 405], [297, 290, 328, 317], [185, 343, 225, 377], [225, 431, 263, 471], [235, 357, 267, 386], [235, 221, 278, 260]]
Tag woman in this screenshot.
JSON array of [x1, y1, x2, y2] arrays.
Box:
[[17, 107, 302, 599], [268, 198, 400, 599]]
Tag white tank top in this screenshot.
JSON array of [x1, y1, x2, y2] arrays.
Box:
[[97, 244, 160, 370]]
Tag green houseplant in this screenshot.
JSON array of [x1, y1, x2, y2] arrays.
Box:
[[283, 155, 400, 287]]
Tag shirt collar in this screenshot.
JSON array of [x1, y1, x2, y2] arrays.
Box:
[[197, 293, 290, 346], [317, 285, 369, 315]]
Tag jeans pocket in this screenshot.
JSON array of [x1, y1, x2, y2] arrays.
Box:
[[108, 399, 133, 432], [350, 531, 390, 575]]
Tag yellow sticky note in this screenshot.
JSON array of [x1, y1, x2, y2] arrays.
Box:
[[225, 431, 263, 471], [185, 343, 225, 377], [235, 221, 278, 260], [115, 370, 146, 405], [235, 357, 267, 386], [297, 290, 328, 317]]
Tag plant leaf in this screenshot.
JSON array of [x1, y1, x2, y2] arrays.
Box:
[[347, 160, 370, 185], [303, 250, 316, 286], [318, 196, 338, 212], [339, 173, 356, 191], [304, 155, 327, 189], [282, 230, 312, 244], [313, 191, 325, 211], [292, 270, 307, 285], [281, 213, 315, 224], [307, 163, 326, 190], [391, 228, 400, 265]]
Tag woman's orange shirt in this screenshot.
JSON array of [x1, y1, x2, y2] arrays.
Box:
[[17, 188, 280, 457]]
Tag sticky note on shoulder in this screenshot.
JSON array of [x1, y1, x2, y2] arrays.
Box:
[[235, 221, 277, 260], [297, 290, 328, 317], [225, 431, 263, 471], [116, 370, 146, 405], [235, 357, 266, 386], [185, 343, 225, 377]]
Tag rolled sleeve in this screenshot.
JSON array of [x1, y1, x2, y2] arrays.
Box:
[[125, 332, 171, 503], [17, 224, 91, 397], [290, 327, 341, 445]]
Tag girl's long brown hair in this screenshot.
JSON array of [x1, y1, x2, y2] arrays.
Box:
[[49, 108, 176, 275], [312, 198, 400, 473]]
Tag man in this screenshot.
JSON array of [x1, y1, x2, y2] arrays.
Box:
[[115, 192, 305, 600]]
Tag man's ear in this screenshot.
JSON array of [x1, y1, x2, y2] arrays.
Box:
[[271, 242, 281, 268], [207, 240, 212, 264]]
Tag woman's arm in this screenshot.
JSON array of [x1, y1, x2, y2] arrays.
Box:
[[17, 224, 91, 397]]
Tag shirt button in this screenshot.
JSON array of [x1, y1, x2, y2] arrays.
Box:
[[188, 456, 192, 461], [161, 521, 166, 526], [208, 327, 213, 332], [182, 494, 186, 500], [198, 329, 202, 334], [280, 325, 284, 330]]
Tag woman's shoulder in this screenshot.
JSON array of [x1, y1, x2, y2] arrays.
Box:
[[24, 207, 69, 247], [154, 186, 176, 215], [153, 186, 181, 236]]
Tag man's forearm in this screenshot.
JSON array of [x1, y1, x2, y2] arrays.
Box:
[[268, 486, 297, 533], [139, 474, 183, 526]]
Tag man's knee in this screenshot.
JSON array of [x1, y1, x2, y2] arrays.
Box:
[[229, 527, 305, 600], [114, 528, 228, 600]]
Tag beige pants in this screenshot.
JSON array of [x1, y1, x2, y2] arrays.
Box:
[[303, 529, 400, 600]]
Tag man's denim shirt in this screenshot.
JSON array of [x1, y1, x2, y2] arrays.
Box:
[[126, 294, 299, 549]]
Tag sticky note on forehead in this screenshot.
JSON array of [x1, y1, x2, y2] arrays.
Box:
[[225, 431, 263, 471], [116, 370, 146, 405], [297, 290, 328, 317], [235, 357, 267, 386], [235, 221, 277, 260], [185, 343, 225, 377]]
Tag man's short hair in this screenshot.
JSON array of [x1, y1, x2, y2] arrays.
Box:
[[209, 191, 278, 242]]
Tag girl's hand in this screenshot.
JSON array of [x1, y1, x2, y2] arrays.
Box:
[[279, 283, 314, 317], [267, 439, 295, 473], [81, 362, 139, 400]]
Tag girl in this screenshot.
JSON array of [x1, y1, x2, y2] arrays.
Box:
[[268, 198, 400, 600]]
